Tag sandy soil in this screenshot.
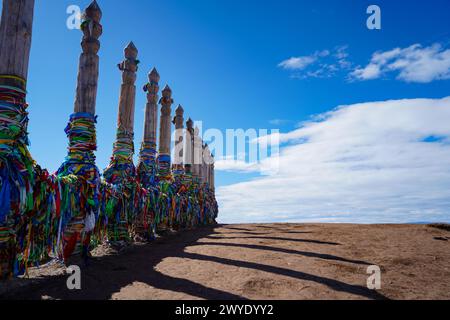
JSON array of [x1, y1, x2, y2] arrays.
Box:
[[1, 223, 449, 300]]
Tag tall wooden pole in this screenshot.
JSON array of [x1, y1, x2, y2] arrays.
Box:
[[184, 118, 194, 175], [192, 126, 202, 182], [204, 145, 211, 186], [0, 0, 35, 279], [116, 42, 138, 133], [201, 144, 207, 184], [172, 104, 184, 176], [61, 0, 100, 204], [58, 0, 102, 175], [157, 85, 173, 180], [73, 1, 102, 114], [55, 1, 102, 264], [103, 41, 139, 184], [211, 160, 215, 190], [103, 41, 139, 242], [0, 0, 34, 91], [138, 68, 160, 186]]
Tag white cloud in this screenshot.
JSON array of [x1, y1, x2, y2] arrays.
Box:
[[349, 63, 381, 80], [279, 46, 351, 78], [215, 159, 261, 173], [278, 56, 317, 70], [351, 43, 450, 83], [217, 97, 450, 224]]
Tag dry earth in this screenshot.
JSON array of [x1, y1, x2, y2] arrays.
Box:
[[1, 223, 449, 300]]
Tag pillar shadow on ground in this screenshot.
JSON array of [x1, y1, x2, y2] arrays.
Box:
[[191, 241, 372, 265], [179, 252, 387, 300], [2, 224, 386, 300], [2, 226, 246, 300], [206, 235, 341, 246]]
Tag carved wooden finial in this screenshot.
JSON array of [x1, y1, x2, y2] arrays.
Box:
[[86, 0, 102, 22], [149, 67, 160, 83], [162, 84, 172, 97], [125, 41, 138, 59], [186, 118, 194, 129], [176, 104, 184, 115]]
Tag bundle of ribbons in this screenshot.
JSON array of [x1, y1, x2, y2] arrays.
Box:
[[0, 81, 35, 278], [0, 82, 219, 277], [56, 112, 100, 263], [157, 154, 172, 182], [137, 140, 157, 187], [103, 129, 138, 242]]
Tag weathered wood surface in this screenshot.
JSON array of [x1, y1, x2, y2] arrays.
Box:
[[158, 85, 173, 155], [142, 68, 160, 143], [192, 126, 202, 179], [116, 42, 138, 132], [0, 0, 35, 90], [184, 118, 194, 173], [73, 1, 102, 114], [172, 105, 184, 166]]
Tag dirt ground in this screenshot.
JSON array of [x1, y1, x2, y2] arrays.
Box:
[[1, 223, 449, 300]]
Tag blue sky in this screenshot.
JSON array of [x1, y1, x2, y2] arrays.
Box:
[[4, 0, 450, 223]]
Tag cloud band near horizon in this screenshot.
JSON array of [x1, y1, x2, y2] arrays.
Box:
[[217, 96, 450, 224]]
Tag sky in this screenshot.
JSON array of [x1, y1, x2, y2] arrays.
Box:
[[3, 0, 450, 223]]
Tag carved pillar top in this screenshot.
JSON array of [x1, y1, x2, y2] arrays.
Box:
[[81, 1, 102, 55], [144, 67, 160, 104], [118, 41, 138, 86], [186, 117, 194, 134], [160, 85, 173, 111], [173, 104, 184, 129]]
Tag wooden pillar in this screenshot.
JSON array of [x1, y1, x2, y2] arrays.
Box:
[[201, 144, 207, 184], [0, 0, 35, 279], [0, 0, 35, 91], [56, 1, 102, 263], [58, 1, 102, 173], [138, 68, 160, 186], [205, 145, 211, 186], [157, 85, 173, 180], [73, 1, 102, 115], [104, 41, 139, 184], [184, 118, 194, 175], [192, 126, 202, 181], [211, 160, 215, 190], [172, 104, 184, 175], [116, 42, 138, 132]]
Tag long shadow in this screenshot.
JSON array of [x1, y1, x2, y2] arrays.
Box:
[[207, 235, 340, 246], [222, 226, 310, 234], [193, 241, 372, 265], [219, 231, 312, 236], [180, 252, 387, 300], [221, 226, 254, 232], [2, 226, 246, 300], [3, 225, 384, 300]]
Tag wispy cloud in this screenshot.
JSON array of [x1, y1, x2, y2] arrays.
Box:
[[217, 97, 450, 224], [215, 159, 261, 173], [278, 46, 351, 79], [350, 43, 450, 83], [281, 43, 450, 83], [278, 56, 317, 71]]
